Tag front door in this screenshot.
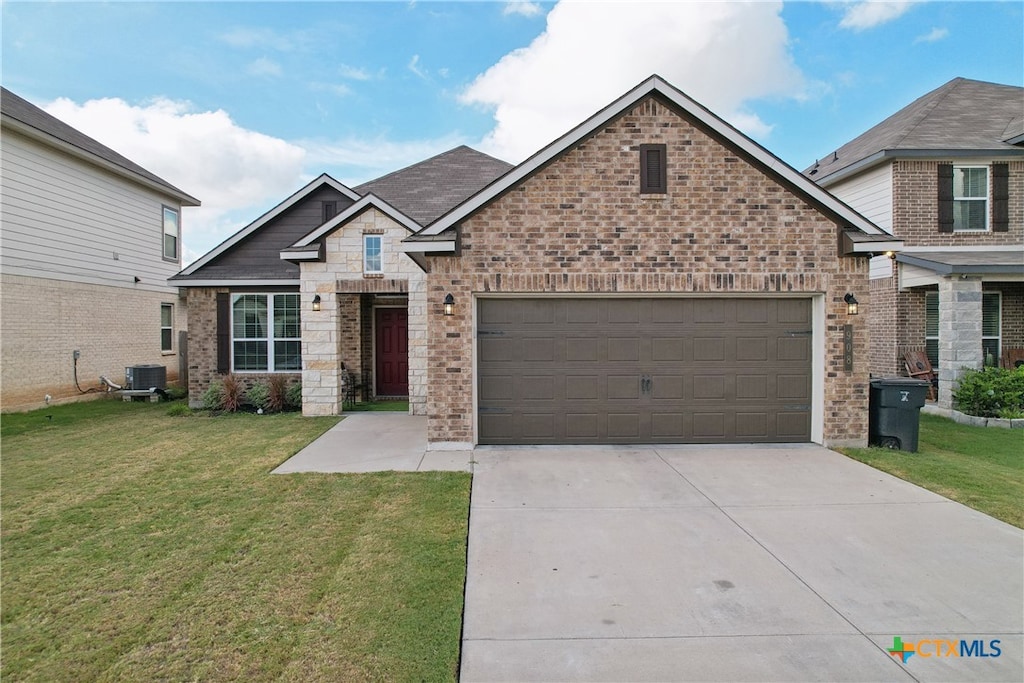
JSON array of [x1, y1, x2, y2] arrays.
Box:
[[375, 308, 409, 397]]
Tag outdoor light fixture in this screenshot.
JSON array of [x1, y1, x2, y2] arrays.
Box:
[[844, 293, 859, 316], [885, 250, 896, 260], [443, 293, 455, 316], [312, 294, 321, 312]]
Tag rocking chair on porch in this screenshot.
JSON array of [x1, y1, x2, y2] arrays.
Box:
[[902, 351, 937, 401]]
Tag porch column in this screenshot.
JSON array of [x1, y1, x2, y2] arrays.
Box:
[[301, 275, 344, 416], [937, 276, 983, 408]]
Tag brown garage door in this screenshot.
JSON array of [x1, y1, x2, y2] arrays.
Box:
[[478, 298, 811, 444]]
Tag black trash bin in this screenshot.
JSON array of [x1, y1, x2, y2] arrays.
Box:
[[869, 377, 931, 451]]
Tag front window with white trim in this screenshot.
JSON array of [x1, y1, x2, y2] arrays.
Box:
[[364, 234, 383, 273], [952, 166, 988, 232], [161, 303, 174, 352], [925, 292, 938, 369], [231, 294, 301, 372]]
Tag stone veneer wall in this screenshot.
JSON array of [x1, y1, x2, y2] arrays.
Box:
[[300, 207, 427, 416], [423, 96, 871, 447]]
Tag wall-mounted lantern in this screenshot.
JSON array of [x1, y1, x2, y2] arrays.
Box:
[[443, 293, 455, 316], [844, 293, 859, 316], [312, 294, 321, 312]]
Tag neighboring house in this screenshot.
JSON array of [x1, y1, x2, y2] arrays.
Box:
[[170, 146, 512, 415], [805, 78, 1024, 408], [399, 75, 896, 448], [0, 87, 200, 411]]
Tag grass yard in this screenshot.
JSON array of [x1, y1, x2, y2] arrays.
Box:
[[1, 400, 471, 682], [840, 413, 1023, 528]]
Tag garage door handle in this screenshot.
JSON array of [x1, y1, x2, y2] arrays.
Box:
[[641, 376, 652, 394]]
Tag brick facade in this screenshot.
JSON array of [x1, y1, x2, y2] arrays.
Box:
[[2, 273, 186, 411], [423, 97, 871, 447], [864, 159, 1024, 390]]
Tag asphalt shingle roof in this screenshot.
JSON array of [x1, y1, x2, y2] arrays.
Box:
[[806, 78, 1024, 184], [355, 145, 512, 226], [1, 87, 199, 205]]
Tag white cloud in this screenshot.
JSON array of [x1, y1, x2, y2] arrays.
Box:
[[408, 54, 427, 79], [503, 1, 544, 18], [838, 1, 919, 31], [914, 26, 949, 43], [461, 1, 804, 162], [338, 65, 371, 80], [43, 97, 307, 264], [247, 57, 283, 77]]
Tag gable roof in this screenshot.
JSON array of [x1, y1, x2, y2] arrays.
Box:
[[806, 78, 1024, 185], [174, 173, 358, 278], [1, 87, 200, 206], [354, 145, 512, 225], [285, 193, 423, 258], [405, 74, 888, 252]]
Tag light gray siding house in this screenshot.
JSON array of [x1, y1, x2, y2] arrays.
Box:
[[1, 87, 200, 410]]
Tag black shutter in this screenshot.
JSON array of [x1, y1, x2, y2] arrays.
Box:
[[937, 164, 954, 233], [216, 292, 230, 374], [640, 144, 667, 194], [992, 163, 1009, 232]]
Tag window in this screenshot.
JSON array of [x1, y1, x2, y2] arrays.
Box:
[[925, 292, 938, 369], [162, 206, 179, 260], [161, 304, 174, 352], [983, 291, 1001, 366], [231, 294, 301, 372], [364, 234, 382, 273], [639, 144, 667, 194], [925, 291, 1001, 367], [952, 166, 988, 231]]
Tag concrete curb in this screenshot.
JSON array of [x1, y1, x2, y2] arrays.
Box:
[[921, 403, 1024, 429]]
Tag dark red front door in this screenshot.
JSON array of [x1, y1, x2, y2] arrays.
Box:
[[375, 308, 409, 396]]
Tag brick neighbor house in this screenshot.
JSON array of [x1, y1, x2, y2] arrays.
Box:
[[170, 147, 512, 415], [401, 75, 899, 448], [805, 77, 1024, 409], [1, 87, 199, 411]]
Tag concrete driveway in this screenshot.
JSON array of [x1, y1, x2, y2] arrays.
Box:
[[461, 445, 1023, 682]]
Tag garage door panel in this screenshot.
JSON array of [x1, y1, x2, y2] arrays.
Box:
[[522, 337, 556, 362], [566, 337, 602, 362], [736, 412, 769, 438], [477, 298, 812, 444], [693, 337, 727, 361], [566, 413, 600, 439]]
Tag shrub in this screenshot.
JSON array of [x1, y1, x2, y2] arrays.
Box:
[[201, 381, 224, 411], [268, 376, 288, 413], [953, 366, 1024, 418], [286, 381, 302, 411], [246, 381, 270, 412], [220, 375, 242, 413], [165, 384, 189, 401], [166, 403, 193, 417]]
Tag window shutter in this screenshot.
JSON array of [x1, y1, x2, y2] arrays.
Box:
[[992, 163, 1009, 232], [216, 292, 230, 373], [639, 144, 667, 194], [937, 164, 954, 233]]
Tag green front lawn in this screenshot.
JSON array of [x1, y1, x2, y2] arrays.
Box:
[[1, 400, 470, 682], [840, 413, 1024, 528]]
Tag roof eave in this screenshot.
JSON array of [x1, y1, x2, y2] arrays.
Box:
[[814, 148, 1024, 187], [420, 74, 884, 238], [2, 115, 201, 206]]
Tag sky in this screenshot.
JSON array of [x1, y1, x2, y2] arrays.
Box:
[[3, 1, 1022, 265]]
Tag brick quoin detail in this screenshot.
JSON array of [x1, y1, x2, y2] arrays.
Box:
[[424, 97, 871, 447]]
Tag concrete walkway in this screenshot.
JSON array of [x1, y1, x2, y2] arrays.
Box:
[[271, 412, 471, 473], [461, 445, 1023, 682]]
